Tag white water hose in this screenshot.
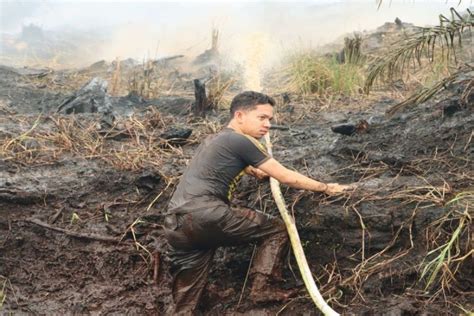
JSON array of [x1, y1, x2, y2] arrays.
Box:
[[264, 133, 339, 316]]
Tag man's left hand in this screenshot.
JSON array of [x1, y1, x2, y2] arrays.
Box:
[[244, 166, 269, 180]]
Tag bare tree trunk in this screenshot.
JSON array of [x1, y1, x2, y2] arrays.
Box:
[[193, 79, 209, 117]]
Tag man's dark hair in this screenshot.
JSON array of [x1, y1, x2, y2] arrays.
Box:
[[229, 91, 275, 117]]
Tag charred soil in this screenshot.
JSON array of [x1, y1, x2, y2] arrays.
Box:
[[0, 61, 473, 315]]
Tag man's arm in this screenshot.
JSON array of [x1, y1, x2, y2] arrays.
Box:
[[258, 158, 352, 195]]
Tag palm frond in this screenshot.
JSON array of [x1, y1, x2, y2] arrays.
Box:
[[386, 65, 473, 116], [365, 8, 473, 94]]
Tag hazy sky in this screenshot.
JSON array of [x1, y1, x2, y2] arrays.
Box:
[[2, 0, 472, 32], [1, 0, 472, 65]]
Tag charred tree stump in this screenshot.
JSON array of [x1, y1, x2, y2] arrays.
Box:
[[193, 79, 211, 117]]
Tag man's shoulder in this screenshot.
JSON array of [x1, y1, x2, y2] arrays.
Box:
[[211, 129, 245, 145], [215, 130, 263, 150]]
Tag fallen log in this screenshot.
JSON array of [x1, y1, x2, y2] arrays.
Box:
[[264, 133, 339, 316]]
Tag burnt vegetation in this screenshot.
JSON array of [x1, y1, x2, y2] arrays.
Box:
[[0, 7, 473, 315]]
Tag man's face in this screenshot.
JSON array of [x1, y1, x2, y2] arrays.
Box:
[[236, 103, 273, 138]]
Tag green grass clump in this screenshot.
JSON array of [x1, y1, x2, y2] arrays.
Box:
[[326, 58, 364, 95], [285, 52, 331, 95], [283, 51, 364, 96]]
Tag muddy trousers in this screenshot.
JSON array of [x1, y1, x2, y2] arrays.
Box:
[[164, 204, 288, 315]]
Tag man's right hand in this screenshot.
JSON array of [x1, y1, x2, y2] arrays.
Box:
[[325, 183, 356, 195]]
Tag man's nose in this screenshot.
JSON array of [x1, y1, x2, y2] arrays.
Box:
[[263, 119, 271, 128]]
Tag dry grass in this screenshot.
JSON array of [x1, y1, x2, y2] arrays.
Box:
[[207, 71, 236, 111], [308, 191, 464, 311], [265, 134, 473, 312], [0, 109, 223, 271], [126, 56, 187, 99], [0, 276, 15, 309], [420, 191, 472, 294], [0, 107, 187, 172], [128, 59, 164, 99]]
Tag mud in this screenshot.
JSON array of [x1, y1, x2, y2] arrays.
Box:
[[1, 56, 473, 315]]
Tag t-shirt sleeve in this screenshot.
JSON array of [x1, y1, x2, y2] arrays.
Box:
[[229, 133, 270, 167]]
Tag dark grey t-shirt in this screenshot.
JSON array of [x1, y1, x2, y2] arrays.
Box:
[[169, 128, 270, 211]]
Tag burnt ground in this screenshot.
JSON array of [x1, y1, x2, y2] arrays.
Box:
[[0, 63, 473, 315]]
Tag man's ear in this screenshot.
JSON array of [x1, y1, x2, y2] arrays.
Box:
[[234, 110, 244, 123]]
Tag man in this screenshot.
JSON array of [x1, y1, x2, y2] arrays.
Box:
[[164, 91, 352, 314]]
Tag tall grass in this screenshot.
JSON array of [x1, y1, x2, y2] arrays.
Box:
[[326, 58, 364, 95], [283, 51, 364, 96]]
